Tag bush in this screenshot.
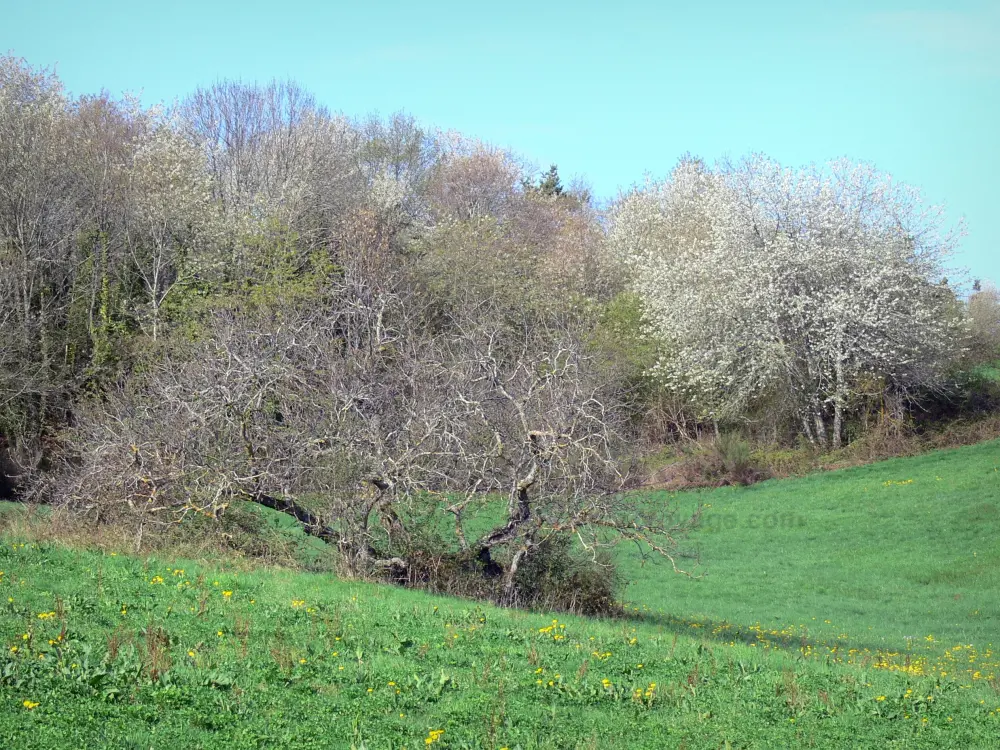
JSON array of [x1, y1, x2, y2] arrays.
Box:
[[510, 534, 620, 616], [364, 525, 622, 617], [682, 434, 769, 487], [909, 368, 1000, 429]]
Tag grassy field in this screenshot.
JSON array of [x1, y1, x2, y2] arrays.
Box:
[[623, 439, 1000, 660], [1, 441, 999, 748]]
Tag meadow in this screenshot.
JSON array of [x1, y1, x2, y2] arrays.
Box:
[[627, 438, 1000, 657], [1, 441, 999, 748]]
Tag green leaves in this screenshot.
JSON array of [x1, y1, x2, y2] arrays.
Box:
[[204, 671, 234, 690]]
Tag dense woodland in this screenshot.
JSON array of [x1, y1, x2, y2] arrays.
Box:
[[2, 56, 998, 609]]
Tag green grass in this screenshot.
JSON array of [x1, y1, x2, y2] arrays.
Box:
[[623, 440, 1000, 658], [975, 364, 1000, 384], [0, 441, 999, 747], [2, 542, 999, 749]]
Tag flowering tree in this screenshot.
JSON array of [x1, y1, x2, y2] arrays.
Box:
[[124, 121, 219, 341], [610, 155, 967, 447]]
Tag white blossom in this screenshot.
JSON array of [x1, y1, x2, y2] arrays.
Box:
[[610, 155, 967, 446]]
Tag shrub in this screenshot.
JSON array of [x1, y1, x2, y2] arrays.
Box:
[[510, 534, 620, 616], [363, 525, 622, 617], [681, 434, 769, 487]]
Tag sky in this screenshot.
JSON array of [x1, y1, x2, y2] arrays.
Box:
[[3, 0, 998, 284]]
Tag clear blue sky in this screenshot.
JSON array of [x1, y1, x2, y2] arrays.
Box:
[[3, 0, 998, 284]]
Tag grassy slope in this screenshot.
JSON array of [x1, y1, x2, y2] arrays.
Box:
[[0, 441, 998, 748], [624, 440, 1000, 657]]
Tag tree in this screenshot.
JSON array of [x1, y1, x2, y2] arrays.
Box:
[[426, 138, 520, 222], [0, 57, 84, 478], [610, 155, 967, 448], [123, 121, 219, 341], [523, 164, 564, 198], [58, 217, 697, 597], [180, 79, 362, 250], [967, 281, 1000, 361]]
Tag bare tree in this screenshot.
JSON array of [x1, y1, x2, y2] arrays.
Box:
[[181, 79, 362, 248], [968, 281, 1000, 361], [0, 57, 86, 476], [427, 138, 520, 222], [58, 239, 696, 588]]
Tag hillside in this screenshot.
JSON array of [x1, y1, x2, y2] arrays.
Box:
[[2, 442, 999, 748], [625, 439, 1000, 657]]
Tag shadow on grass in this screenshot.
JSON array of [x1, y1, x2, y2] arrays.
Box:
[[613, 606, 920, 660]]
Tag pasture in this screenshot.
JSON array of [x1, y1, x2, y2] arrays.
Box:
[[1, 441, 998, 748]]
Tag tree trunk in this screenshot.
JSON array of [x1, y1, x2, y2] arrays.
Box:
[[832, 400, 843, 450], [502, 545, 530, 601], [801, 413, 815, 445], [832, 331, 846, 450], [812, 404, 827, 449]]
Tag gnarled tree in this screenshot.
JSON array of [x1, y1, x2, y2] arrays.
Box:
[[58, 211, 696, 601]]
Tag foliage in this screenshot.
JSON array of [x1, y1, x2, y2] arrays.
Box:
[[509, 533, 620, 614], [701, 433, 768, 486], [2, 55, 996, 623], [373, 521, 622, 616], [611, 155, 969, 449]]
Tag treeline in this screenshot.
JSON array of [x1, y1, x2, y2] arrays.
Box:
[[1, 56, 998, 607]]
